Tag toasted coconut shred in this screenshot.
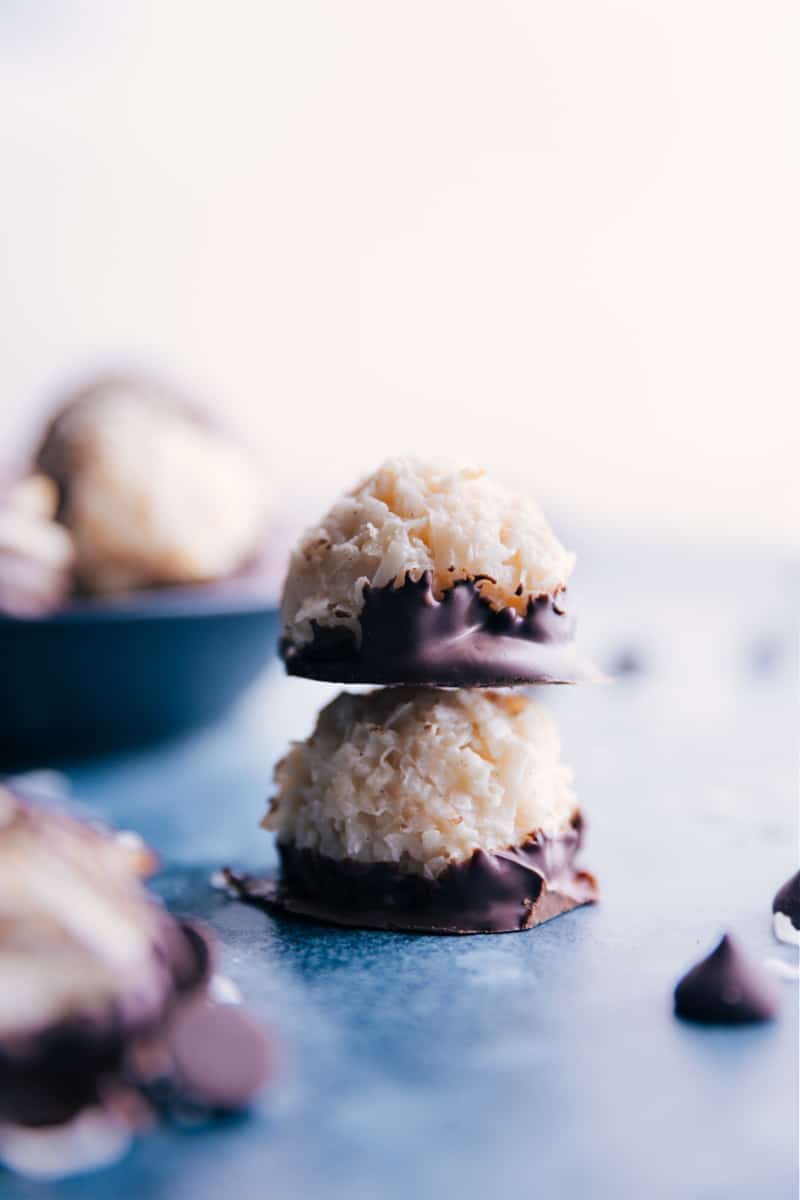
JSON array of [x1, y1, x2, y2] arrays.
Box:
[[265, 688, 577, 879], [281, 457, 575, 648]]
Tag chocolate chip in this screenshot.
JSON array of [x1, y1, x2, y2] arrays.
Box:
[[607, 647, 647, 678], [674, 934, 780, 1024], [772, 871, 800, 944], [167, 1001, 272, 1110], [772, 870, 800, 928]]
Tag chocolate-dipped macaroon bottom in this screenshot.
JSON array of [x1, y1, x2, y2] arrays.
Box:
[[0, 790, 273, 1147], [282, 573, 597, 687], [226, 815, 597, 935], [0, 918, 212, 1128]]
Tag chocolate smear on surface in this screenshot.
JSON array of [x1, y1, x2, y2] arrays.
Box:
[[225, 816, 598, 935], [281, 572, 598, 686], [674, 934, 780, 1025]]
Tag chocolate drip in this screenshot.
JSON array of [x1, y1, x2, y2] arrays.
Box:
[[225, 815, 597, 935], [282, 573, 596, 686]]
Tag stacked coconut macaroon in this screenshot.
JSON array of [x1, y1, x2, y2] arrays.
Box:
[[230, 458, 598, 934]]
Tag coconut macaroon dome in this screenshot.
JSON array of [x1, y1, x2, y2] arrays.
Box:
[[228, 687, 597, 934], [36, 375, 270, 595], [280, 457, 590, 686], [268, 687, 576, 874]]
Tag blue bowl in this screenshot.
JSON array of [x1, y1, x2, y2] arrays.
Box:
[[0, 581, 280, 766]]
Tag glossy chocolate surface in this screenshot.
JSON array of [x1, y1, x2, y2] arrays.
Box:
[[673, 934, 780, 1025], [225, 816, 597, 935], [281, 572, 596, 686], [772, 870, 800, 928]]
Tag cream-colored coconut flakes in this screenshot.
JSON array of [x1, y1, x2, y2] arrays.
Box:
[[265, 687, 577, 879], [0, 789, 165, 1036], [44, 383, 269, 593], [281, 457, 574, 648]]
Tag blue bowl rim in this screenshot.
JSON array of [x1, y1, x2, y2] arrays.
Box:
[[0, 578, 280, 626]]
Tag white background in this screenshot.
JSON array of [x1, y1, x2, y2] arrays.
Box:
[[0, 1, 797, 549]]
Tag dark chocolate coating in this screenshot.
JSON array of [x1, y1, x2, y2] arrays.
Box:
[[168, 920, 217, 993], [281, 572, 596, 686], [673, 934, 780, 1025], [0, 792, 269, 1129], [0, 917, 212, 1126], [0, 1019, 128, 1126], [772, 870, 800, 929], [225, 815, 597, 935]]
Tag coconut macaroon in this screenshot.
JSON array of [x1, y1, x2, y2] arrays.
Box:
[[0, 787, 203, 1127], [280, 457, 591, 686], [228, 687, 597, 934], [0, 474, 75, 616], [0, 788, 271, 1136], [36, 375, 269, 595]]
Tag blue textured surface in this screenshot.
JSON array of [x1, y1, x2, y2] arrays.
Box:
[[3, 536, 798, 1199]]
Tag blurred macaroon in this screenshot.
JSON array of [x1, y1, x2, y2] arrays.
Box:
[[0, 785, 273, 1176], [36, 375, 270, 595], [0, 473, 75, 616]]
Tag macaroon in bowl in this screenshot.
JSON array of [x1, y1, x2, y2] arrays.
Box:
[[0, 375, 280, 765]]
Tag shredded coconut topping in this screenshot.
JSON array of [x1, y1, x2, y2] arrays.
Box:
[[40, 381, 269, 593], [0, 789, 165, 1035], [265, 687, 577, 878], [281, 457, 574, 647]]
